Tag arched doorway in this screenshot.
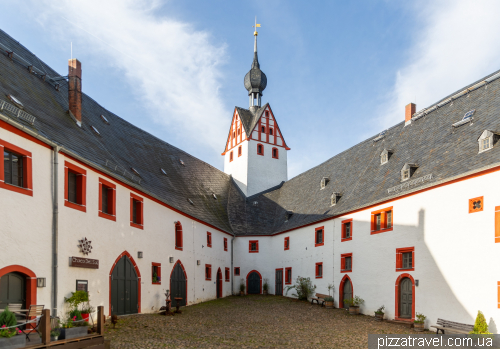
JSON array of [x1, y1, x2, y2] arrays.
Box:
[[109, 252, 140, 316], [246, 270, 262, 294], [339, 275, 353, 309], [216, 268, 222, 299], [395, 274, 415, 320], [170, 260, 187, 308], [0, 266, 36, 313]]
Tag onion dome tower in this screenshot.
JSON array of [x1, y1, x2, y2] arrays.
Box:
[[244, 23, 267, 112]]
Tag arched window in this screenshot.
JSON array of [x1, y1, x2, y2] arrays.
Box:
[[237, 129, 241, 136], [269, 128, 273, 136], [238, 146, 242, 157], [265, 111, 269, 118], [272, 147, 278, 159], [257, 144, 264, 155], [233, 131, 236, 138], [261, 126, 266, 133], [175, 222, 183, 251], [230, 151, 234, 162]]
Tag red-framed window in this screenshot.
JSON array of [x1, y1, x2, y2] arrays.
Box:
[[205, 264, 212, 280], [341, 219, 352, 242], [130, 193, 144, 229], [229, 151, 234, 162], [207, 232, 212, 247], [315, 262, 323, 279], [0, 139, 33, 197], [257, 143, 264, 156], [64, 161, 86, 212], [469, 196, 483, 213], [175, 222, 183, 250], [265, 111, 269, 118], [315, 226, 324, 247], [225, 267, 230, 282], [152, 262, 161, 285], [272, 147, 279, 159], [269, 128, 274, 136], [284, 237, 290, 250], [285, 267, 292, 285], [396, 247, 414, 271], [341, 253, 352, 273], [224, 237, 228, 251], [238, 146, 242, 157], [496, 206, 500, 243], [371, 206, 393, 234], [98, 177, 116, 221], [249, 240, 259, 253], [261, 126, 266, 133], [498, 282, 500, 309], [234, 267, 240, 276]]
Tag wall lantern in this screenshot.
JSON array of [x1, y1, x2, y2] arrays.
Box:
[[169, 257, 174, 263], [37, 278, 46, 288], [138, 251, 143, 259], [415, 280, 419, 287], [197, 260, 201, 265]]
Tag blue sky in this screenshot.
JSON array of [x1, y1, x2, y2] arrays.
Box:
[[2, 0, 500, 178]]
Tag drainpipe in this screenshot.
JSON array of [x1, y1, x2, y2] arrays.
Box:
[[52, 146, 60, 317], [231, 236, 235, 295]]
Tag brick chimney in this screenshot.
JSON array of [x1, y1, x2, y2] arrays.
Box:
[[405, 103, 416, 124], [68, 59, 82, 125]]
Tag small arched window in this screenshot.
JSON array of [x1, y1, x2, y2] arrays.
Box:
[[238, 146, 242, 157], [230, 151, 234, 162], [265, 111, 269, 118], [233, 132, 236, 138], [272, 147, 278, 159], [237, 129, 241, 135], [261, 126, 266, 133], [269, 128, 273, 136], [175, 222, 183, 251], [257, 144, 264, 155]]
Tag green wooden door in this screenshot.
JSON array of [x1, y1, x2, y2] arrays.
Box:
[[343, 280, 352, 308], [0, 273, 25, 310], [170, 262, 187, 308], [111, 256, 138, 315], [400, 278, 412, 318]]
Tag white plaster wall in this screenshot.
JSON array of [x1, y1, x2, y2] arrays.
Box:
[[223, 141, 248, 195], [246, 140, 287, 196]]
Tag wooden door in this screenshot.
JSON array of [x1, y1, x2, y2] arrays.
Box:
[[248, 272, 260, 294], [111, 256, 139, 315], [170, 262, 187, 307], [399, 278, 412, 318], [342, 280, 352, 309], [275, 269, 283, 296], [0, 273, 25, 310], [216, 269, 222, 299]]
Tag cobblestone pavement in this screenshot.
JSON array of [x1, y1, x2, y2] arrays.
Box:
[[104, 295, 425, 348]]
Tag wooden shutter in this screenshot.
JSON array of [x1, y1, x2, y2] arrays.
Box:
[[341, 257, 345, 271], [396, 251, 402, 269]]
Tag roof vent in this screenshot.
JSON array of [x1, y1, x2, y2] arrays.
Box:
[[131, 167, 140, 175], [373, 130, 387, 142], [452, 109, 475, 128], [161, 168, 167, 175], [252, 201, 258, 206], [212, 193, 217, 200], [331, 192, 342, 206], [380, 149, 393, 165], [7, 94, 23, 109], [320, 177, 330, 189], [100, 115, 109, 124], [285, 210, 293, 222], [180, 159, 185, 166], [91, 126, 100, 135], [188, 199, 194, 205]]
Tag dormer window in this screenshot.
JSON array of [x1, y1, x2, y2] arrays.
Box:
[[331, 192, 341, 206], [320, 177, 329, 189], [400, 163, 418, 182], [380, 149, 393, 165], [478, 130, 499, 153], [285, 210, 293, 222]]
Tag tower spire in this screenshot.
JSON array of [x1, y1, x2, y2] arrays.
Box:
[[244, 18, 266, 110]]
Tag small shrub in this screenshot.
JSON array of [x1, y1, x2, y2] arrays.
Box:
[[344, 296, 364, 307], [375, 305, 385, 314], [284, 276, 316, 301], [0, 307, 21, 338], [324, 296, 334, 302], [469, 311, 491, 334], [239, 280, 245, 293], [65, 291, 89, 311], [263, 279, 269, 292], [414, 312, 426, 324]]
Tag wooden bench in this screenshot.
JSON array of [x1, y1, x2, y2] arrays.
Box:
[[311, 293, 329, 307], [430, 318, 474, 334]]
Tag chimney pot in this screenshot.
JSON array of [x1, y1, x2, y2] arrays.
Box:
[[405, 103, 416, 123], [68, 59, 82, 125]]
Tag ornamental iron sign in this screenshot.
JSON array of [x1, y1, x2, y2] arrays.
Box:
[[78, 237, 92, 255], [387, 174, 433, 195]]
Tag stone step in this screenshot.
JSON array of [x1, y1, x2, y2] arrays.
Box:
[[386, 319, 414, 328]]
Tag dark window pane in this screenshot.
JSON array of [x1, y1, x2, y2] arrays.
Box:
[[4, 151, 11, 185], [68, 171, 77, 203], [345, 223, 351, 238], [316, 230, 323, 244], [375, 214, 381, 231], [4, 150, 23, 187], [345, 257, 352, 270], [318, 264, 322, 277], [102, 186, 109, 214], [132, 199, 137, 223], [403, 252, 412, 269], [387, 211, 392, 229]]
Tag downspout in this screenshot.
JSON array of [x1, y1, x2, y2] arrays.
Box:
[[231, 236, 235, 295], [52, 145, 60, 317]]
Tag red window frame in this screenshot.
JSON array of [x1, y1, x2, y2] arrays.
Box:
[[98, 177, 116, 221], [0, 139, 33, 197], [265, 111, 269, 118], [315, 226, 324, 247], [396, 247, 415, 271], [249, 240, 259, 253], [152, 262, 161, 285], [224, 237, 228, 251], [285, 267, 292, 285], [130, 193, 144, 229], [238, 146, 242, 157], [272, 147, 279, 159], [469, 196, 483, 213], [64, 161, 86, 212], [284, 237, 290, 250], [229, 151, 233, 162], [234, 267, 240, 276], [371, 206, 393, 234], [496, 206, 500, 243], [341, 253, 352, 273], [269, 128, 273, 136], [257, 143, 264, 156], [498, 282, 500, 309], [207, 232, 212, 247], [175, 222, 183, 250], [205, 264, 212, 280], [225, 267, 230, 282], [261, 126, 266, 133], [315, 262, 323, 279], [341, 219, 353, 242]]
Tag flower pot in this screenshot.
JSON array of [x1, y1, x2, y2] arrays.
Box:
[[325, 301, 334, 309], [60, 326, 88, 340], [0, 335, 26, 349], [263, 290, 268, 295], [81, 313, 90, 322], [414, 322, 425, 332], [50, 336, 59, 341], [375, 313, 384, 321], [349, 306, 360, 315], [240, 291, 245, 296]]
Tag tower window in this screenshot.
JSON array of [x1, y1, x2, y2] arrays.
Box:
[[238, 146, 242, 157], [257, 144, 264, 156], [269, 128, 273, 135], [230, 151, 234, 162], [261, 126, 266, 133], [272, 148, 279, 159], [265, 111, 269, 118], [238, 129, 241, 136]]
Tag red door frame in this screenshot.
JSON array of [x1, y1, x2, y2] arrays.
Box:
[[275, 268, 283, 295], [339, 274, 353, 309], [169, 260, 188, 305], [109, 251, 142, 316], [216, 268, 223, 298], [395, 273, 415, 321], [246, 270, 262, 294], [0, 265, 36, 328]]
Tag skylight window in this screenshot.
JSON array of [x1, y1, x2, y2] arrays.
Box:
[[188, 199, 194, 205], [91, 126, 100, 135], [161, 168, 167, 175], [212, 193, 217, 200], [180, 160, 185, 166], [373, 130, 387, 142], [463, 110, 475, 120], [7, 94, 23, 109], [453, 109, 476, 128], [100, 115, 109, 124], [131, 167, 140, 175]]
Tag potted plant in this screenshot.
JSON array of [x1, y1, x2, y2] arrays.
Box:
[[263, 279, 269, 295], [50, 328, 61, 341], [0, 307, 24, 349], [59, 317, 88, 340], [345, 296, 364, 315], [81, 305, 95, 323], [325, 284, 334, 308], [374, 305, 385, 321], [284, 276, 316, 301], [414, 312, 426, 332], [239, 281, 246, 296]]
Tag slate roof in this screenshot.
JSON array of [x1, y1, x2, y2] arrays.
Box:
[[235, 104, 267, 137], [3, 29, 500, 237]]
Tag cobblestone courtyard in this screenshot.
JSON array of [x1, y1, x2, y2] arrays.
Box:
[[104, 295, 423, 348]]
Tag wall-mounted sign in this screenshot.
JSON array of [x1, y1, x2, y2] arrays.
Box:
[[69, 256, 99, 269], [78, 237, 93, 255], [76, 280, 88, 292]]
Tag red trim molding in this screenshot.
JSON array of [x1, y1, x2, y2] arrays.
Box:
[[0, 139, 33, 196], [130, 193, 144, 229], [315, 226, 325, 247], [224, 237, 228, 251], [225, 267, 230, 282], [246, 270, 262, 294], [234, 267, 240, 276], [339, 274, 353, 309], [272, 147, 279, 159], [0, 265, 36, 323], [341, 218, 353, 242], [207, 232, 212, 248], [284, 237, 290, 250], [98, 177, 116, 221], [175, 222, 183, 250], [394, 273, 415, 321], [205, 264, 212, 280], [371, 206, 393, 234], [285, 267, 292, 285], [315, 262, 323, 279], [109, 251, 141, 316], [396, 247, 415, 272], [469, 196, 483, 213]]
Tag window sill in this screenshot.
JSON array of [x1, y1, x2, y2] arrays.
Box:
[[395, 317, 414, 322], [65, 200, 86, 212], [341, 237, 352, 242], [257, 153, 264, 156], [175, 246, 183, 251], [315, 242, 324, 247], [152, 282, 161, 285], [205, 278, 211, 281], [371, 228, 393, 235], [315, 276, 323, 279], [396, 268, 414, 272], [284, 248, 290, 251], [99, 211, 116, 221], [0, 182, 33, 197], [341, 269, 352, 273], [225, 280, 230, 282], [285, 282, 291, 285], [130, 222, 144, 230], [249, 250, 259, 253]]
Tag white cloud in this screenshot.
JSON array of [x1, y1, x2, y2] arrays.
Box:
[[380, 0, 500, 127], [35, 0, 229, 154]]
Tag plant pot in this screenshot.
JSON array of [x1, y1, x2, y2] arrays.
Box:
[[50, 336, 59, 341], [375, 313, 384, 321], [0, 335, 26, 349], [325, 301, 334, 309], [60, 326, 88, 340], [263, 290, 268, 295], [414, 322, 425, 332], [81, 313, 90, 322], [349, 306, 360, 315], [240, 291, 245, 296]]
